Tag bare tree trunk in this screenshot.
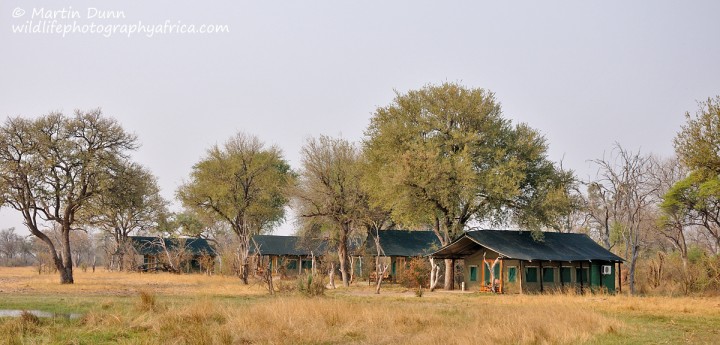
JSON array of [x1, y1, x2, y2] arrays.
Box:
[[264, 262, 274, 295], [429, 257, 441, 292], [443, 259, 453, 290], [59, 227, 74, 284], [328, 262, 336, 289], [338, 226, 349, 287], [349, 256, 355, 284], [375, 256, 388, 294], [629, 245, 639, 295], [483, 253, 500, 293]]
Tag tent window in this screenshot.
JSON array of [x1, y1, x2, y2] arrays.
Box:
[[525, 267, 538, 282], [469, 266, 478, 282], [561, 267, 572, 283], [543, 267, 555, 283], [576, 267, 589, 283], [508, 267, 517, 283]]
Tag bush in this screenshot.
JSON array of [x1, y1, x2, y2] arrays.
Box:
[[398, 258, 429, 289], [137, 290, 160, 312], [297, 274, 325, 297]]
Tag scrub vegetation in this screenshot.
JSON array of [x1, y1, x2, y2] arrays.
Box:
[[1, 267, 719, 345]]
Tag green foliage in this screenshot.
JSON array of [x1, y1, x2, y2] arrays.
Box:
[[687, 245, 704, 264], [0, 109, 138, 283], [84, 161, 167, 247], [674, 96, 720, 173], [293, 136, 365, 240], [177, 132, 293, 237], [364, 82, 576, 241]]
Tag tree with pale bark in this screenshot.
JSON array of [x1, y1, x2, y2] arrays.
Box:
[[84, 162, 167, 271], [588, 144, 658, 295], [0, 110, 137, 283], [292, 135, 366, 287], [177, 132, 292, 284]]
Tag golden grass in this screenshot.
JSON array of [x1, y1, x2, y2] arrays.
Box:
[[0, 267, 267, 296], [2, 267, 720, 344]]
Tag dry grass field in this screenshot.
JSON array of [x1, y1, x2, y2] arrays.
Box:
[[0, 267, 719, 344]]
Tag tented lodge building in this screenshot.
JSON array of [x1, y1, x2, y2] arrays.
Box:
[[430, 230, 624, 293]]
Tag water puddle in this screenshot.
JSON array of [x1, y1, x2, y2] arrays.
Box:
[[0, 309, 83, 319]]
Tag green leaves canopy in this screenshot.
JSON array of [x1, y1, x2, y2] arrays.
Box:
[[364, 83, 574, 242], [177, 133, 292, 237]]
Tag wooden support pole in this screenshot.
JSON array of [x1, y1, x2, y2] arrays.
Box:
[[539, 261, 544, 293], [298, 256, 302, 275], [579, 261, 584, 293], [451, 258, 456, 290], [559, 261, 563, 291], [519, 260, 524, 294], [618, 262, 622, 294], [499, 258, 504, 294]]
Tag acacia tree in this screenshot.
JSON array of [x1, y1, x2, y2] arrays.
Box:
[[364, 83, 574, 290], [293, 136, 366, 287], [177, 133, 292, 284], [666, 96, 720, 255], [84, 162, 167, 270], [656, 158, 691, 267], [0, 110, 137, 283]]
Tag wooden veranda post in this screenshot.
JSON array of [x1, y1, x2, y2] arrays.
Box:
[[499, 258, 504, 294], [539, 261, 544, 293], [618, 262, 622, 294], [519, 260, 524, 294], [579, 261, 584, 292]]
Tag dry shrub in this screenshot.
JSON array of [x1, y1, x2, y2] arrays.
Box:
[[19, 310, 39, 326], [148, 301, 228, 344], [635, 250, 720, 296], [137, 290, 159, 312], [398, 258, 430, 296], [81, 311, 124, 327], [0, 311, 40, 344], [297, 273, 325, 297]]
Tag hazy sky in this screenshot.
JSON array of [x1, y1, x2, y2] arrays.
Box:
[[2, 1, 719, 236]]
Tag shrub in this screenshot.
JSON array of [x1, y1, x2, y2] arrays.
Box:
[[297, 273, 325, 297], [138, 290, 159, 312], [398, 258, 430, 289]]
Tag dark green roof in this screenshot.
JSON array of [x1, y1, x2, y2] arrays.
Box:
[[250, 235, 326, 256], [129, 236, 215, 256], [431, 230, 624, 262], [368, 230, 442, 257]]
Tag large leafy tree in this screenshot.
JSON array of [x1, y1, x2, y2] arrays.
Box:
[[293, 136, 366, 287], [0, 110, 138, 283], [83, 162, 167, 270], [177, 133, 292, 284], [666, 96, 720, 255], [364, 83, 574, 289]]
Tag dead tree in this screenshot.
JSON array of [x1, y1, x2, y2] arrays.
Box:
[[483, 252, 500, 293], [373, 229, 390, 294], [429, 257, 442, 291], [251, 237, 274, 294]]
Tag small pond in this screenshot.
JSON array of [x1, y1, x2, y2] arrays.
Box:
[[0, 309, 83, 319]]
